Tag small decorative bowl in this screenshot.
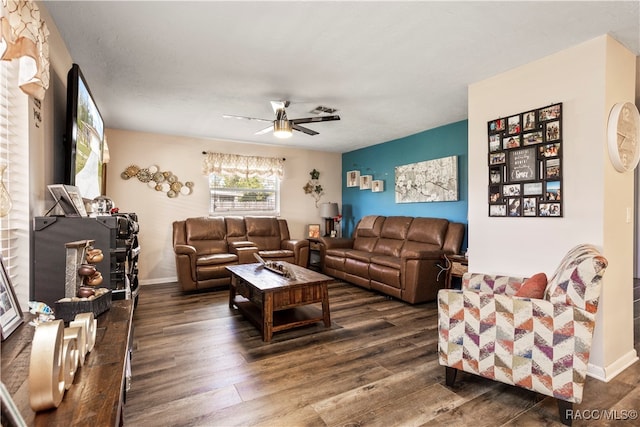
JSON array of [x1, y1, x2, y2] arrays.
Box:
[[77, 264, 97, 276], [84, 272, 103, 287], [77, 287, 95, 298]]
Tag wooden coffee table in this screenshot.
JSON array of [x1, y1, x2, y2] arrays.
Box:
[[227, 263, 333, 342]]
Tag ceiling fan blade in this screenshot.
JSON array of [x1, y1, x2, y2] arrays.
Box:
[[255, 124, 274, 135], [292, 124, 319, 136], [222, 114, 272, 123], [290, 115, 340, 125]]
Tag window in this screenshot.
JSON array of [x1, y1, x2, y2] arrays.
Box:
[[203, 152, 284, 216], [209, 173, 279, 215], [0, 59, 30, 307]]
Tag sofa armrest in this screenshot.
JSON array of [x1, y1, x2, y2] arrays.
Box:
[[400, 249, 443, 261], [173, 244, 197, 291], [319, 237, 354, 250], [281, 238, 309, 251], [229, 241, 259, 264], [174, 244, 196, 256], [437, 288, 596, 403], [281, 239, 310, 266], [229, 240, 257, 250]]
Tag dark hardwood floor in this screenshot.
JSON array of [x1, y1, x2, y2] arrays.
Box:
[[125, 281, 640, 426]]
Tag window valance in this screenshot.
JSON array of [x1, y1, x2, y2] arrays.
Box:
[[0, 0, 50, 100], [202, 152, 285, 179]]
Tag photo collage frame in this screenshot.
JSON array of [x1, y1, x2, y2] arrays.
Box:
[[487, 103, 563, 217]]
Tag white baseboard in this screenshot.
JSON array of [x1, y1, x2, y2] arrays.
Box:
[[587, 349, 639, 382], [138, 276, 177, 286]]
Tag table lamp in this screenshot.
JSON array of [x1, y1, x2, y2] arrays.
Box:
[[319, 202, 339, 236]]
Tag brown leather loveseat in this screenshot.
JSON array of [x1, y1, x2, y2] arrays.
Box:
[[319, 215, 465, 303], [172, 216, 309, 291]]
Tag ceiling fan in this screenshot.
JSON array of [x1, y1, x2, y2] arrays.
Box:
[[223, 101, 340, 138]]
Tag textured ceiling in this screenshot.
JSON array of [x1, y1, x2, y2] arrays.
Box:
[[44, 1, 640, 153]]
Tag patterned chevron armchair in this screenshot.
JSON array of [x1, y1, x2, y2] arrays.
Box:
[[437, 244, 608, 426]]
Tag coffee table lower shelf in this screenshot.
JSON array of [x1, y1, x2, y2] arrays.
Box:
[[232, 296, 327, 338]]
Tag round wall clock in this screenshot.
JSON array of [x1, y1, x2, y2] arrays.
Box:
[[607, 101, 640, 173]]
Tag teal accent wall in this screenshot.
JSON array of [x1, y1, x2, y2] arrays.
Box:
[[341, 120, 468, 250]]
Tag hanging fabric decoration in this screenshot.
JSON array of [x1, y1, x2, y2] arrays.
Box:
[[202, 152, 285, 179], [0, 0, 50, 100]]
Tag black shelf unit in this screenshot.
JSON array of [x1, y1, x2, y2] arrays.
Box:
[[31, 213, 140, 307]]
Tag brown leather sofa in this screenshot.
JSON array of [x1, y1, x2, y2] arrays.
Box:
[[172, 216, 309, 291], [319, 215, 465, 303]]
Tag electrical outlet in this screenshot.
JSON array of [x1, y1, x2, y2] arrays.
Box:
[[626, 207, 632, 224]]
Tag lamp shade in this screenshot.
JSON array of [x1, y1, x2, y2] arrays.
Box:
[[319, 202, 339, 218]]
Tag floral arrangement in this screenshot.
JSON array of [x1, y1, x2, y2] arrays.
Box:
[[303, 168, 324, 207]]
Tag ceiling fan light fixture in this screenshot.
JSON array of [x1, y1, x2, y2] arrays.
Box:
[[273, 119, 292, 138]]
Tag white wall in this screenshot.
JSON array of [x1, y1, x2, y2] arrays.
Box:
[[105, 129, 342, 284], [468, 35, 637, 381], [23, 4, 73, 310]]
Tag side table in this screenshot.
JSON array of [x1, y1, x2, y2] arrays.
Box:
[[307, 237, 322, 271], [444, 254, 468, 289]]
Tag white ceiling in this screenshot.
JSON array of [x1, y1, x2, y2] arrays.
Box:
[[44, 1, 640, 153]]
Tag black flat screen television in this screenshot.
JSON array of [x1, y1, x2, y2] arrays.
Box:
[[64, 63, 105, 200]]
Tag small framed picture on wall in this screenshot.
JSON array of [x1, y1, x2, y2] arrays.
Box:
[[360, 175, 372, 190], [346, 170, 360, 187]]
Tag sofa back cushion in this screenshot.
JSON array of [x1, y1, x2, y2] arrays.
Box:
[[353, 215, 384, 252], [443, 222, 465, 254], [400, 217, 448, 256], [277, 219, 291, 241], [225, 216, 247, 243], [185, 217, 228, 255], [245, 216, 281, 250], [544, 244, 608, 313], [374, 216, 413, 257]]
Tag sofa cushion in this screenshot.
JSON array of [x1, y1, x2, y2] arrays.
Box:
[[370, 262, 401, 288], [185, 217, 228, 255], [380, 216, 413, 240], [346, 250, 376, 263], [245, 216, 281, 250], [406, 217, 448, 247], [515, 272, 547, 299], [374, 216, 413, 257], [225, 216, 247, 243], [258, 249, 294, 260], [370, 254, 401, 270], [196, 253, 238, 266], [352, 216, 384, 252]]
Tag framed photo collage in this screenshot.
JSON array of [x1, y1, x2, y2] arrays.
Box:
[[487, 103, 563, 217]]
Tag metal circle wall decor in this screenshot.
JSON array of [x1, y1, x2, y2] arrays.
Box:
[[122, 164, 194, 197]]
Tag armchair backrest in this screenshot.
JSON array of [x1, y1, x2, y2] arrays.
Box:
[[545, 244, 608, 313]]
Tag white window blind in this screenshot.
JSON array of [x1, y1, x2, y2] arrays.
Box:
[[209, 173, 279, 215], [1, 59, 30, 309]]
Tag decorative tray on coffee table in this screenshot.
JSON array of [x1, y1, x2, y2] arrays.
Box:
[[254, 254, 296, 279]]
